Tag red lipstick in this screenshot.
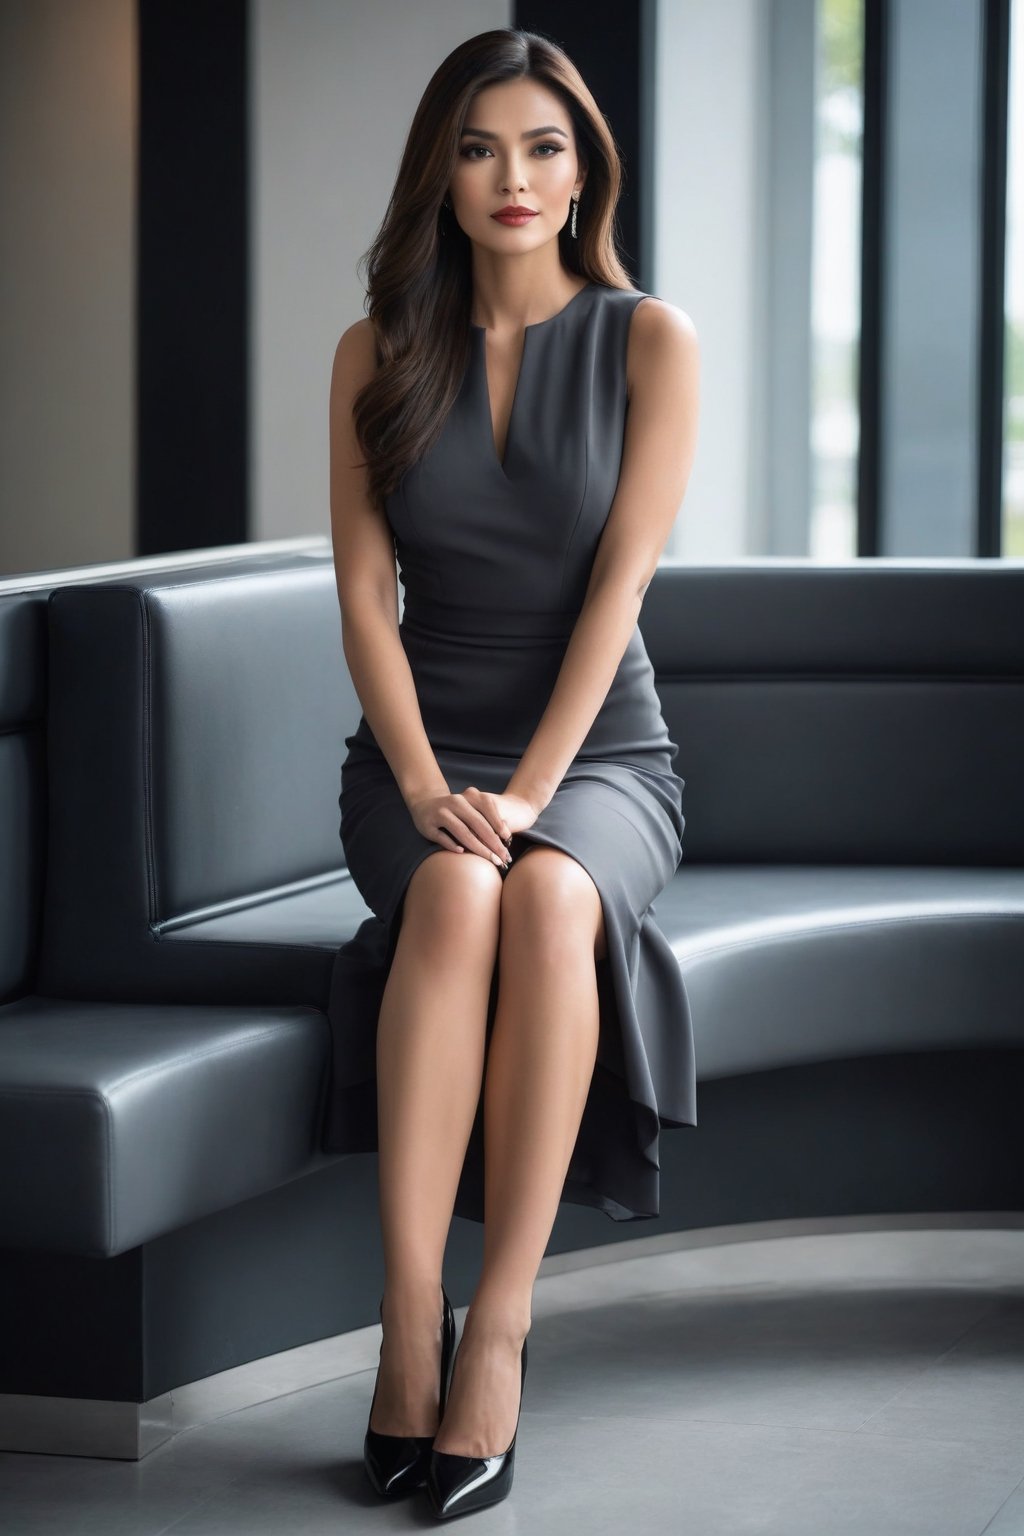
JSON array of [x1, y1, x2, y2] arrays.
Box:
[[492, 205, 539, 226]]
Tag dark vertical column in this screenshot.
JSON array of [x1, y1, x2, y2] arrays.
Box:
[[637, 0, 657, 293], [977, 0, 1011, 558], [136, 0, 249, 556], [513, 4, 647, 282], [856, 0, 888, 558]]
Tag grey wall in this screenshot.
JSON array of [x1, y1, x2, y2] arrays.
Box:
[[0, 0, 135, 578], [652, 0, 769, 561], [652, 0, 821, 562]]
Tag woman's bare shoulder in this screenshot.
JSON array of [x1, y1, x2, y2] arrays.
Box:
[[334, 315, 378, 371], [626, 296, 699, 400], [629, 295, 698, 351], [331, 318, 381, 408]]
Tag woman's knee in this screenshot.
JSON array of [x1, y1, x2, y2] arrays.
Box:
[[499, 844, 607, 961], [402, 846, 504, 946]]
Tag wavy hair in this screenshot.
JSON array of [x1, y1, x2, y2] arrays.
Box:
[[351, 27, 638, 510]]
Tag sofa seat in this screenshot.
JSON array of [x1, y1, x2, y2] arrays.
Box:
[[4, 862, 1021, 1262], [154, 870, 370, 997], [659, 864, 1024, 1079], [0, 995, 329, 1258]]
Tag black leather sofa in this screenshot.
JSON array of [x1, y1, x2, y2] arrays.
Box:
[[2, 540, 1022, 1460]]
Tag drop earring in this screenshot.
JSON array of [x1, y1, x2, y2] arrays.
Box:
[[570, 191, 580, 239]]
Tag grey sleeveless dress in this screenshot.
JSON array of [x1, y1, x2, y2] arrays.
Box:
[[320, 280, 697, 1224]]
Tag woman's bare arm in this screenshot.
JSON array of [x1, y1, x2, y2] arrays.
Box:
[[329, 321, 511, 866], [504, 298, 700, 814], [330, 319, 449, 809]]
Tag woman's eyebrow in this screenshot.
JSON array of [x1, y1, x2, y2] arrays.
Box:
[[459, 125, 568, 140]]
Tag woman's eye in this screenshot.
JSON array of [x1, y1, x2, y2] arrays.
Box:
[[460, 143, 563, 159]]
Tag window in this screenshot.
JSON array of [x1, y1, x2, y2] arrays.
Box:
[[809, 0, 864, 558]]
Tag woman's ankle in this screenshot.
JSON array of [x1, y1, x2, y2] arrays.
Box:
[[462, 1294, 531, 1347], [380, 1275, 444, 1326]]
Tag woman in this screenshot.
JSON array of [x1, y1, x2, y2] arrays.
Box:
[[322, 25, 700, 1520]]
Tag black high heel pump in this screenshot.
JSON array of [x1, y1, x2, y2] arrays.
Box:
[[426, 1333, 529, 1519], [363, 1284, 457, 1498]]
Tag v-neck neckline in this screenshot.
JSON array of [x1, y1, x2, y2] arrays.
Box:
[[471, 281, 596, 480]]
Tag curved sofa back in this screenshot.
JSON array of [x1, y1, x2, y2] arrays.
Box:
[[644, 559, 1024, 866]]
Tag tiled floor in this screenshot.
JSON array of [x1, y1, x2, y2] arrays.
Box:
[[1, 1221, 1023, 1535]]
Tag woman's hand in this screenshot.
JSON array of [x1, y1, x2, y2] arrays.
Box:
[[408, 787, 538, 867]]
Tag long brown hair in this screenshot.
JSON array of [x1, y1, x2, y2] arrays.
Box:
[[351, 27, 639, 510]]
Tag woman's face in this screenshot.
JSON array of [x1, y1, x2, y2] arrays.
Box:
[[448, 78, 584, 253]]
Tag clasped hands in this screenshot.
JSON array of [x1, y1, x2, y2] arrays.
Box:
[[408, 786, 539, 869]]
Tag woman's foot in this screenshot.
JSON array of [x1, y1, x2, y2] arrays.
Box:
[[369, 1281, 446, 1438], [431, 1309, 530, 1458]]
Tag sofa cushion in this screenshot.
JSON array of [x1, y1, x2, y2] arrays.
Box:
[[643, 561, 1024, 865], [0, 995, 330, 1257], [37, 555, 361, 1005], [661, 865, 1024, 1078]]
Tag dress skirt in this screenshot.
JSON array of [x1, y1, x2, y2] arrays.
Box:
[[320, 596, 698, 1226]]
